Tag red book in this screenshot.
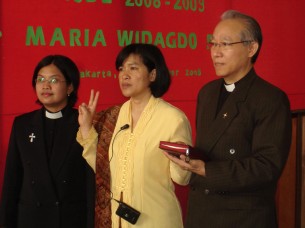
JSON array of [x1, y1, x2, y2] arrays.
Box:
[[159, 141, 207, 160]]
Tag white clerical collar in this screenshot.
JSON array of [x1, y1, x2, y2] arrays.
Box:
[[45, 110, 63, 119], [224, 83, 235, 92]]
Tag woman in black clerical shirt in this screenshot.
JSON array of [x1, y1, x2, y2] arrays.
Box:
[[0, 55, 95, 228]]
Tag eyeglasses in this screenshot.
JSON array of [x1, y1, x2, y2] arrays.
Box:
[[35, 77, 66, 85], [207, 40, 253, 50]]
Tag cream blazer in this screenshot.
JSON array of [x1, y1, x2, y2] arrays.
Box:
[[79, 96, 192, 228]]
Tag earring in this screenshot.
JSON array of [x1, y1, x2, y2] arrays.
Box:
[[67, 93, 70, 97]]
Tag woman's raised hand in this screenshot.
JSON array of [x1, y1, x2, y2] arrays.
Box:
[[78, 89, 100, 138]]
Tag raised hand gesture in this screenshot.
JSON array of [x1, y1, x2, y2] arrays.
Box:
[[78, 89, 99, 139]]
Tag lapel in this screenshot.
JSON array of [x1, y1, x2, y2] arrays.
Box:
[[49, 107, 78, 178], [202, 69, 257, 155], [29, 109, 52, 176]]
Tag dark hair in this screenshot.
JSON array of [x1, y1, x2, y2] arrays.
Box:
[[32, 55, 80, 107], [115, 43, 171, 98], [221, 10, 263, 64]]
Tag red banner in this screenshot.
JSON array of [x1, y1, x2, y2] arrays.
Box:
[[1, 0, 305, 217]]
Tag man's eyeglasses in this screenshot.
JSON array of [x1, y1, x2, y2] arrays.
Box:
[[35, 77, 66, 85], [207, 40, 253, 50]]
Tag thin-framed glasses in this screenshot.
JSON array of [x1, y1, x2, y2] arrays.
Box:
[[35, 76, 66, 85], [207, 40, 253, 50]]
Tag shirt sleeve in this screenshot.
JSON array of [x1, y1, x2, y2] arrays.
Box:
[[169, 114, 193, 186], [76, 127, 98, 173], [170, 162, 191, 186]]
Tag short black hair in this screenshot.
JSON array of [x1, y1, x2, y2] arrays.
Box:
[[32, 55, 80, 107], [115, 43, 171, 98]]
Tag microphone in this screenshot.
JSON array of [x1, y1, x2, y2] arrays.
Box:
[[120, 124, 130, 131], [110, 124, 130, 161]]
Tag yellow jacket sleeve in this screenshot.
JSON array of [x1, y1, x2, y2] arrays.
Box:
[[76, 127, 98, 172]]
